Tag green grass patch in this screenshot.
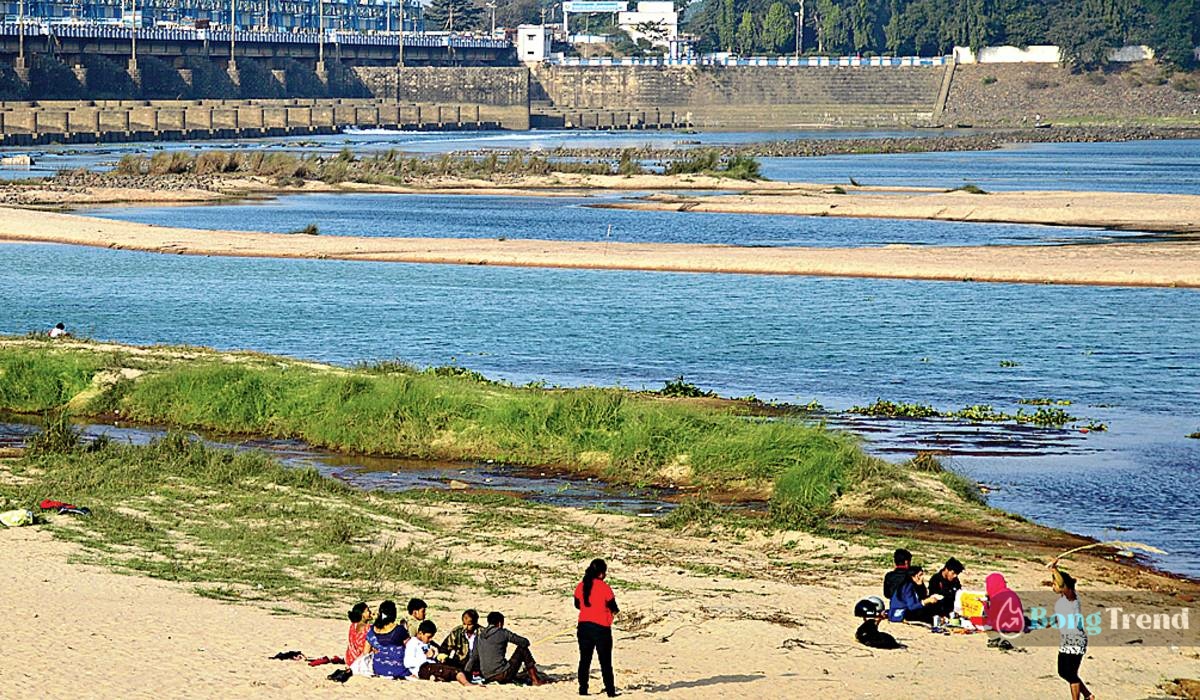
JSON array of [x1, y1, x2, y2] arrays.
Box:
[[0, 346, 108, 412], [0, 431, 468, 606], [0, 342, 972, 529]]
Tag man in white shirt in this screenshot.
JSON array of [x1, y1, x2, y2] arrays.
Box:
[[404, 620, 472, 685], [48, 323, 68, 339]]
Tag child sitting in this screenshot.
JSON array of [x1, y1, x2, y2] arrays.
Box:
[[404, 621, 472, 685]]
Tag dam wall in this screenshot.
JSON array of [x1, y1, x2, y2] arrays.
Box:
[[528, 65, 949, 129], [353, 66, 530, 131]]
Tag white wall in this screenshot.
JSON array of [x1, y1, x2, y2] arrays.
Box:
[[954, 45, 1061, 64], [517, 24, 552, 63], [954, 44, 1157, 65]]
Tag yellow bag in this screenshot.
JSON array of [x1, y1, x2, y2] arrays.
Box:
[[956, 590, 988, 619]]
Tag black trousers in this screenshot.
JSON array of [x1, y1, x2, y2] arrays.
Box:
[[578, 621, 615, 694], [1058, 652, 1083, 684]]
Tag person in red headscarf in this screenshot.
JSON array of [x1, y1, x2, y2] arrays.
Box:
[[985, 573, 1025, 634]]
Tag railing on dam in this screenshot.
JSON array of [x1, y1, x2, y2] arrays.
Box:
[[0, 23, 510, 50], [548, 55, 952, 67]]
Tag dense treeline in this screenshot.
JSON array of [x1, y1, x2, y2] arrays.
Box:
[[684, 0, 1200, 67]]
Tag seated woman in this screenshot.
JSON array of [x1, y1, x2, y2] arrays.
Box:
[[985, 572, 1026, 634], [367, 600, 411, 678], [887, 566, 942, 624], [346, 602, 373, 669]]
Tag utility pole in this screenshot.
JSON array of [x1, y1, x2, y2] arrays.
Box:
[[264, 0, 270, 31], [486, 1, 496, 35], [15, 0, 26, 81], [228, 0, 239, 83], [317, 0, 328, 82], [797, 0, 804, 55], [128, 0, 140, 84]]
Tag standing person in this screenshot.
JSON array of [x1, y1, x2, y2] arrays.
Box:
[[345, 602, 373, 669], [464, 611, 544, 686], [928, 557, 965, 618], [1051, 564, 1094, 700], [575, 558, 619, 697]]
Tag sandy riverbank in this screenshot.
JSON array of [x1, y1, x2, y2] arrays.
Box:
[[3, 498, 1198, 699], [2, 204, 1200, 288]]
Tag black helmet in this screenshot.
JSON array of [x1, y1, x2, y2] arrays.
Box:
[[854, 596, 886, 618]]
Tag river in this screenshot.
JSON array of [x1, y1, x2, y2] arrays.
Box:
[[2, 130, 1198, 575]]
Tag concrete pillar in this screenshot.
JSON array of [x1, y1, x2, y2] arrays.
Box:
[[13, 57, 29, 83], [227, 61, 241, 87], [315, 61, 328, 85], [128, 59, 141, 87]]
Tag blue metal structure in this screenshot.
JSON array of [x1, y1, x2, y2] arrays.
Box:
[[0, 0, 425, 33]]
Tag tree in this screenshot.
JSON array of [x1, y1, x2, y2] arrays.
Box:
[[761, 1, 794, 53], [425, 0, 485, 31], [718, 0, 737, 51], [736, 8, 758, 52]]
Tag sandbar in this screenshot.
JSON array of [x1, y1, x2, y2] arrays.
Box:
[[2, 205, 1200, 288]]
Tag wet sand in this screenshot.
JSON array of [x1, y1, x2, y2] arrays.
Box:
[[2, 205, 1200, 288]]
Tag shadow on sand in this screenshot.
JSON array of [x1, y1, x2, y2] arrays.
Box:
[[639, 674, 765, 693]]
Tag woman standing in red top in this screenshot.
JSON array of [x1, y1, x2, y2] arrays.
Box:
[[575, 558, 619, 697]]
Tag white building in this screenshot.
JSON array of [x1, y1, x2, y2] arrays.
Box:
[[617, 1, 677, 47], [517, 24, 554, 63]]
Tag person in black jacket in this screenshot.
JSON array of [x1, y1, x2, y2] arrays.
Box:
[[927, 557, 965, 617], [464, 611, 544, 686], [883, 548, 913, 599]]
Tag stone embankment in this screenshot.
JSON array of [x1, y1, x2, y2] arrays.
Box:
[[943, 63, 1200, 128], [507, 125, 1200, 161]]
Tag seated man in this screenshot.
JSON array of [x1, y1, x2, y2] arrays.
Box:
[[404, 620, 471, 685], [464, 611, 544, 686], [888, 565, 942, 625], [927, 557, 964, 617], [440, 609, 481, 669], [883, 548, 913, 599]]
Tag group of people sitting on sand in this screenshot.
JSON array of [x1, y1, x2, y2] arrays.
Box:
[[341, 599, 543, 686], [856, 547, 1095, 700], [334, 558, 621, 696]]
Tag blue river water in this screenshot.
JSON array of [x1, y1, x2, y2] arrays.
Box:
[[79, 192, 1143, 248], [4, 131, 1200, 574], [2, 242, 1198, 574]]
